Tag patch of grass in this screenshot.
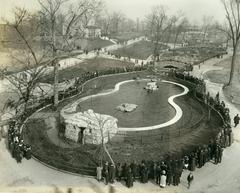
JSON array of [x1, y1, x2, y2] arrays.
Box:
[[111, 32, 143, 42], [74, 38, 113, 51], [112, 40, 168, 60], [40, 57, 134, 84], [23, 118, 97, 175], [204, 70, 230, 84], [162, 46, 227, 64], [25, 72, 222, 174]]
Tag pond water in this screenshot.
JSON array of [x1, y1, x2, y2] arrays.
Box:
[[77, 80, 183, 127]]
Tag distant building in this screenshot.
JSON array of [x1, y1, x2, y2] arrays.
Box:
[[84, 25, 101, 38]]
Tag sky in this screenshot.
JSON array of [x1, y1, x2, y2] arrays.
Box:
[[0, 0, 226, 24]]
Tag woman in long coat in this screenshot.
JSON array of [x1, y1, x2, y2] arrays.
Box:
[[96, 165, 103, 182], [189, 153, 196, 171], [160, 170, 167, 188]]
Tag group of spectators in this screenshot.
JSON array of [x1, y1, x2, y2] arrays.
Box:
[[4, 61, 236, 190], [5, 66, 147, 163], [94, 71, 234, 189], [96, 135, 227, 189], [74, 66, 146, 89], [7, 121, 32, 163], [206, 91, 231, 125], [97, 159, 184, 188]]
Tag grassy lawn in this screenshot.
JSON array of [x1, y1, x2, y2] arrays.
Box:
[[112, 40, 168, 60], [110, 32, 143, 43], [204, 54, 240, 105], [204, 70, 230, 84], [161, 46, 227, 64], [40, 57, 134, 84], [0, 38, 113, 74], [74, 38, 113, 50], [24, 72, 222, 174], [23, 118, 97, 175]]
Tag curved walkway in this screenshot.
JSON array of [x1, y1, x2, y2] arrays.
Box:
[[1, 51, 240, 193], [61, 79, 189, 131]]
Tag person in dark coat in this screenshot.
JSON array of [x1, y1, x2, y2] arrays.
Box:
[[103, 167, 109, 185], [218, 146, 223, 163], [234, 114, 240, 127], [187, 172, 194, 189], [25, 145, 32, 160], [122, 163, 127, 181], [149, 161, 154, 180], [175, 160, 181, 186], [189, 153, 196, 171], [156, 163, 161, 185], [214, 145, 220, 164], [115, 163, 122, 181], [15, 145, 22, 163], [103, 162, 109, 185], [198, 148, 204, 168], [229, 128, 234, 145], [166, 162, 173, 186], [143, 165, 149, 183], [109, 163, 115, 183], [136, 163, 141, 180], [202, 146, 208, 166], [140, 162, 148, 183], [130, 161, 137, 181], [172, 160, 177, 186], [126, 167, 133, 188], [9, 141, 14, 158]]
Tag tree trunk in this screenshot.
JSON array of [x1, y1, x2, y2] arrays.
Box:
[[174, 31, 180, 49], [154, 23, 160, 60], [51, 16, 59, 109], [103, 144, 115, 167], [227, 44, 238, 86], [53, 62, 59, 108]]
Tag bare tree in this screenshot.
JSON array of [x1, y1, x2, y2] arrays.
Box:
[[38, 0, 68, 109], [38, 0, 102, 108], [88, 113, 116, 167], [4, 8, 48, 120], [221, 0, 240, 86], [95, 10, 112, 36], [110, 11, 125, 35], [146, 6, 175, 60], [201, 15, 214, 43], [173, 17, 189, 48], [5, 64, 47, 117]]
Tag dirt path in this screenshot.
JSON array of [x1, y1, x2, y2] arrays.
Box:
[[1, 51, 240, 193], [185, 53, 240, 193]]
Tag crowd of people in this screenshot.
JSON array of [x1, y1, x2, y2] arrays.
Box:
[[96, 136, 227, 189], [5, 65, 147, 163], [73, 65, 146, 89], [94, 71, 234, 188], [4, 61, 236, 190], [7, 121, 32, 163], [174, 71, 206, 94]]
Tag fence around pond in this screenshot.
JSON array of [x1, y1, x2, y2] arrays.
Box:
[[1, 66, 227, 177]]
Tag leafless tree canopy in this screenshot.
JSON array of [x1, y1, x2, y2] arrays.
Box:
[[221, 0, 240, 86]]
